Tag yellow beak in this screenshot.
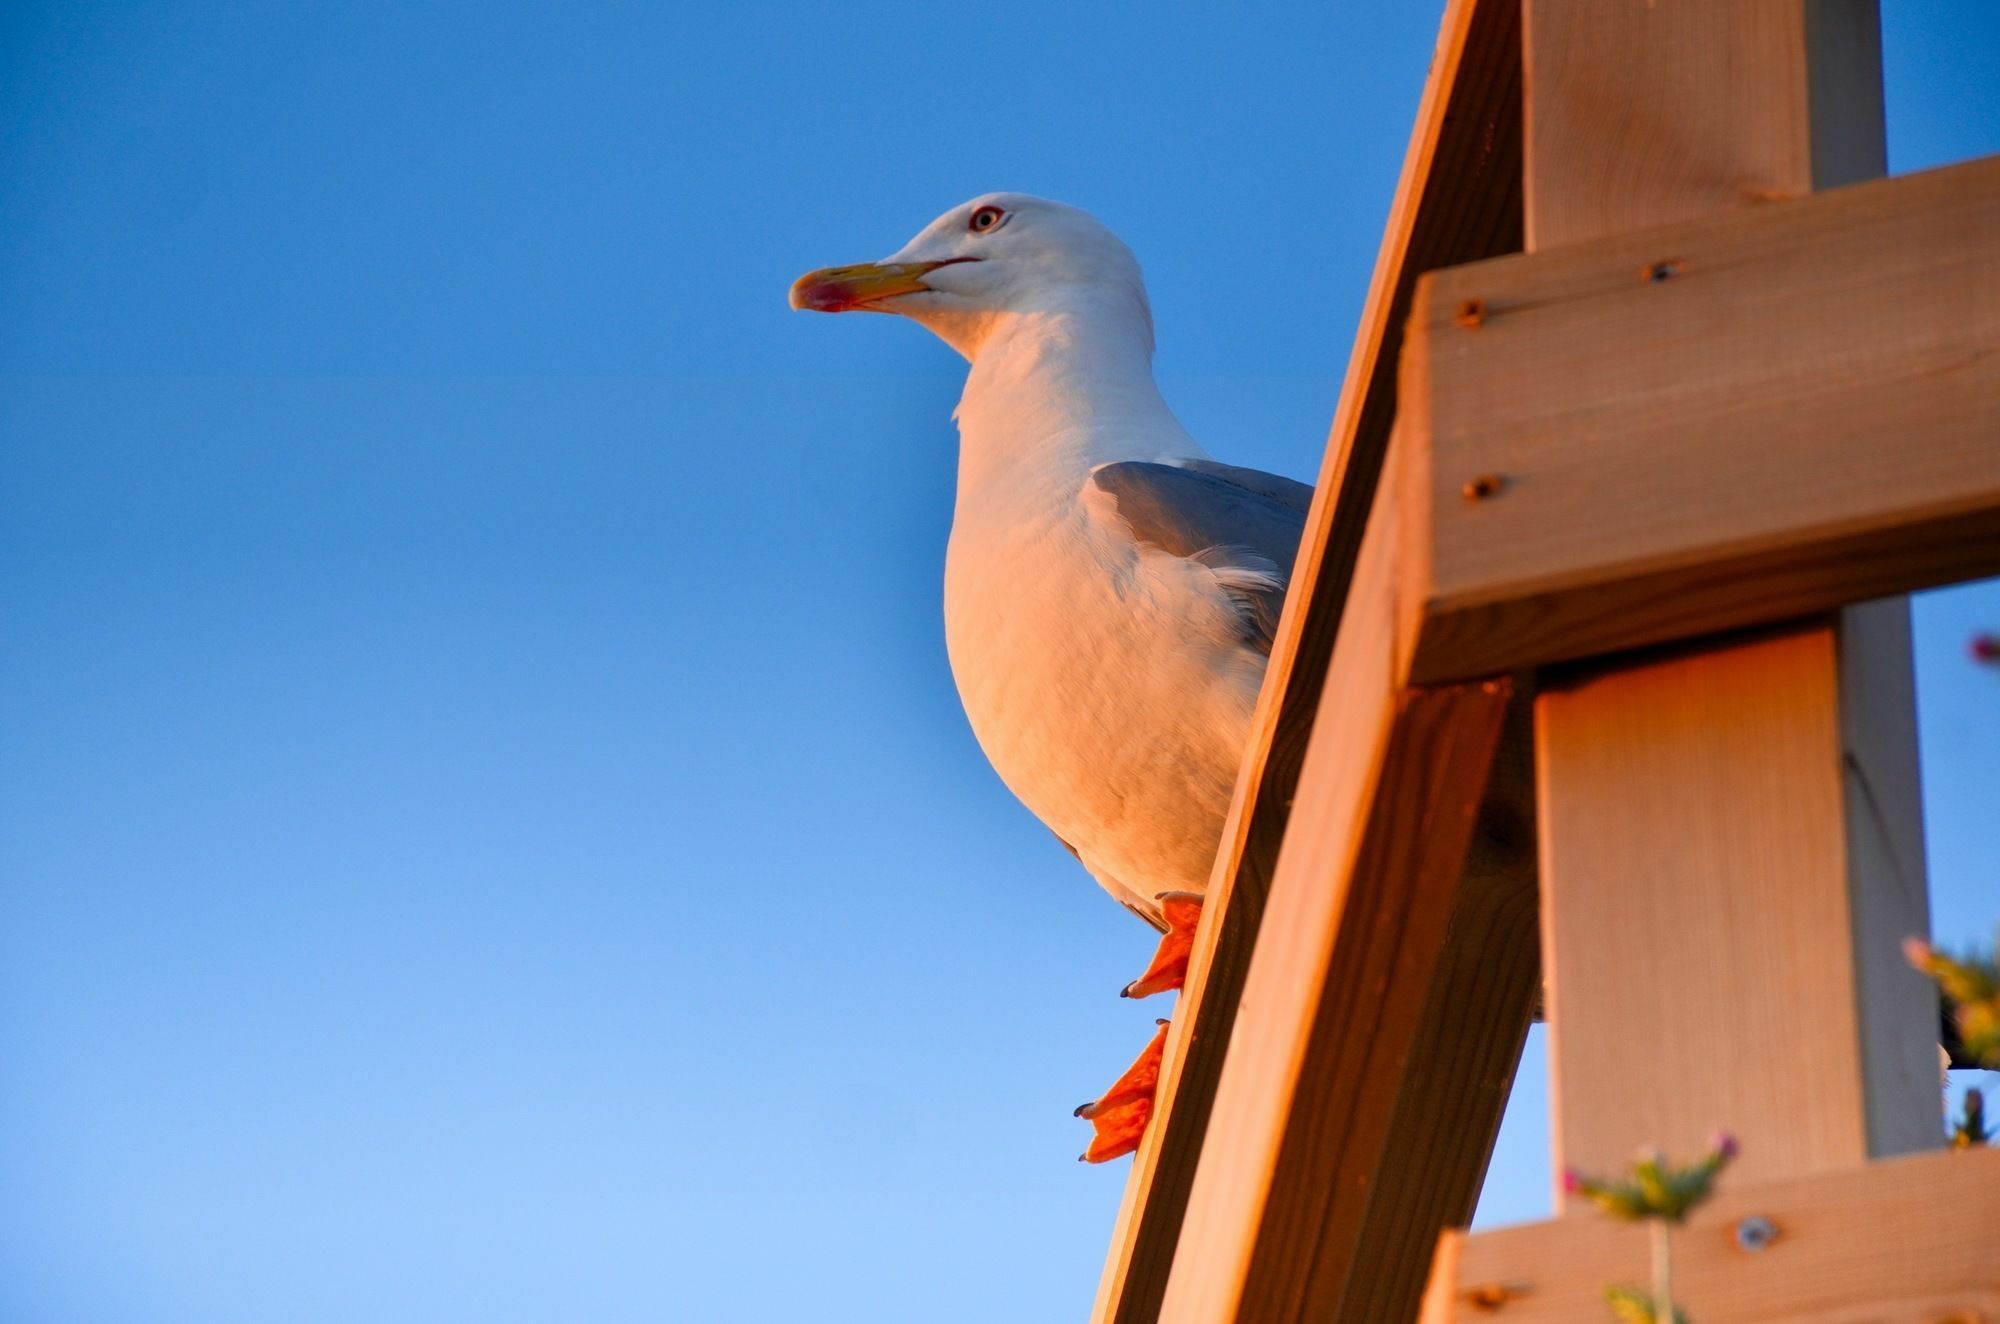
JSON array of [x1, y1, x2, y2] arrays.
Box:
[[789, 258, 974, 312]]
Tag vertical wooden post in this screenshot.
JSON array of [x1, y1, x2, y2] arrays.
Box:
[[1527, 0, 1940, 1194]]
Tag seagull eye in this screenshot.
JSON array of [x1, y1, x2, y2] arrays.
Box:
[[968, 206, 1007, 234]]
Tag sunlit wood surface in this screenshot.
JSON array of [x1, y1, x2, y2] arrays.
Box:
[[1524, 0, 1939, 1191], [1401, 153, 2000, 684], [1087, 2, 1526, 1319], [1420, 1146, 2000, 1323]]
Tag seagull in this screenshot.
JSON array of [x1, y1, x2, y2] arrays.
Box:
[[791, 194, 1310, 1160]]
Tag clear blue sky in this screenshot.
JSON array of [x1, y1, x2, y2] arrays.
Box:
[[3, 5, 1996, 1321]]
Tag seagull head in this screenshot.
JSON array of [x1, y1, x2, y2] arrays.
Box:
[[789, 193, 1151, 360]]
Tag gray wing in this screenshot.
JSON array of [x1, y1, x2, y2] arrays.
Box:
[[1087, 459, 1312, 656], [1174, 459, 1313, 517]]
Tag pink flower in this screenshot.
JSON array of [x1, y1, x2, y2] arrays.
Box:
[[1971, 633, 2000, 664]]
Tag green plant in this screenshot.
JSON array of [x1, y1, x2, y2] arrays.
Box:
[[1566, 1134, 1737, 1324]]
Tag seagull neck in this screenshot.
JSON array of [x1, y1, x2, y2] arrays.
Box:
[[954, 305, 1199, 494]]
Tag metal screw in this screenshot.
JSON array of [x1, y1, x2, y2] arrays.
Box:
[[1734, 1215, 1779, 1252], [1462, 473, 1507, 502], [1646, 259, 1682, 283], [1455, 297, 1487, 329]]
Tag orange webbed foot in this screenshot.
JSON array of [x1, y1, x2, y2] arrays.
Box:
[[1077, 1019, 1170, 1163], [1120, 892, 1203, 1000]]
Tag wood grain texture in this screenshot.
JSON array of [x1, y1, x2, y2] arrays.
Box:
[[1522, 0, 1884, 249], [1401, 154, 2000, 684], [1523, 0, 1937, 1195], [1088, 2, 1525, 1318], [1420, 1146, 2000, 1323], [1155, 434, 1517, 1322], [1538, 627, 1902, 1184], [1326, 689, 1540, 1324]]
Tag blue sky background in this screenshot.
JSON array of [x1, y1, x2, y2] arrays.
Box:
[[4, 4, 1997, 1321]]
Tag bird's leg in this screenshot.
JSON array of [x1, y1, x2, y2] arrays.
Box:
[[1121, 891, 1204, 999], [1076, 1019, 1170, 1163]]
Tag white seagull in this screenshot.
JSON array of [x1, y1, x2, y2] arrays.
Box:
[[791, 194, 1310, 1160]]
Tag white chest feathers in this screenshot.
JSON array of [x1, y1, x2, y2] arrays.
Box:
[[941, 479, 1267, 911]]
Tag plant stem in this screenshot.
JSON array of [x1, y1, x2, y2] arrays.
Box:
[[1649, 1218, 1674, 1324]]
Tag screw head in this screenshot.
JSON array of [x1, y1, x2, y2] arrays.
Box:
[[1734, 1215, 1779, 1252]]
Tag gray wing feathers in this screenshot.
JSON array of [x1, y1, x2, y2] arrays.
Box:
[[1087, 459, 1311, 656], [1173, 459, 1313, 518]]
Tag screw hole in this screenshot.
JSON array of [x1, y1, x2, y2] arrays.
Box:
[[1646, 259, 1681, 283], [1462, 473, 1506, 502], [1463, 1281, 1527, 1312]]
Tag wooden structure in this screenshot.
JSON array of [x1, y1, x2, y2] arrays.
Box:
[[1089, 3, 2000, 1322]]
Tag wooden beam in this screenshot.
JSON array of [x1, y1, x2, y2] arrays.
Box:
[[1336, 692, 1538, 1322], [1396, 154, 2000, 685], [1088, 2, 1525, 1318], [1156, 430, 1521, 1323], [1522, 0, 1939, 1197], [1419, 1146, 2000, 1323], [1539, 624, 1924, 1179]]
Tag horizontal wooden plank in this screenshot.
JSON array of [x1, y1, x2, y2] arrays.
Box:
[[1420, 1146, 2000, 1323], [1400, 152, 2000, 684], [1088, 1, 1526, 1318]]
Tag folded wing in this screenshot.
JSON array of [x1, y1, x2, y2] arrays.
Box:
[[1086, 459, 1312, 655]]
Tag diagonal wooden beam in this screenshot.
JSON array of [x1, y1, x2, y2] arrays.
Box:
[[1088, 2, 1525, 1318], [1400, 152, 2000, 686], [1154, 427, 1531, 1323]]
